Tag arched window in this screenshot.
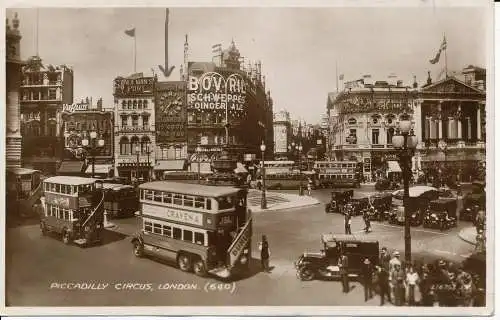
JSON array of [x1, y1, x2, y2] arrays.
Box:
[[143, 100, 148, 109], [138, 100, 143, 109], [127, 100, 132, 109], [121, 100, 126, 109], [141, 136, 151, 154], [120, 136, 130, 155], [133, 100, 137, 109], [130, 136, 140, 154], [387, 127, 395, 144]]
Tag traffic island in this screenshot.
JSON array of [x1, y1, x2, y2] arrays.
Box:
[[458, 226, 478, 245], [247, 190, 320, 213]]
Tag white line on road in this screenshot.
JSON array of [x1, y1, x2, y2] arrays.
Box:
[[371, 222, 450, 236]]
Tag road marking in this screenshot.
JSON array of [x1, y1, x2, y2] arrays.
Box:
[[371, 222, 449, 236], [434, 249, 457, 256]]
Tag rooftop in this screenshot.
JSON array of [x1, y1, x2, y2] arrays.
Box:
[[44, 176, 97, 185]]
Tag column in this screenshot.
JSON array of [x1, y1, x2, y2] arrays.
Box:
[[467, 117, 472, 140], [438, 119, 443, 139], [448, 117, 452, 139], [477, 103, 481, 140]]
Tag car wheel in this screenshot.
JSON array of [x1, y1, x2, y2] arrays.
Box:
[[62, 230, 71, 245], [298, 267, 315, 281], [178, 253, 192, 272], [40, 221, 47, 236], [133, 241, 143, 257], [193, 258, 207, 277]]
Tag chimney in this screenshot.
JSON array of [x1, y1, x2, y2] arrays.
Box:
[[426, 71, 432, 86], [413, 75, 418, 89]]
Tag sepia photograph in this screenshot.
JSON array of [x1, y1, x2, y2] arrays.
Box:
[[2, 0, 494, 317]]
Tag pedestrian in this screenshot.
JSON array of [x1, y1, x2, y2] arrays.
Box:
[[361, 258, 374, 301], [344, 212, 352, 235], [475, 209, 485, 234], [376, 265, 391, 305], [259, 235, 270, 272], [405, 265, 420, 306], [379, 247, 391, 272], [307, 178, 312, 196], [338, 250, 349, 293], [391, 263, 406, 306], [363, 208, 372, 233], [419, 272, 434, 306], [475, 230, 486, 253], [389, 251, 402, 274]]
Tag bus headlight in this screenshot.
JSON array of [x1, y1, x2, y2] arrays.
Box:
[[240, 256, 248, 264]]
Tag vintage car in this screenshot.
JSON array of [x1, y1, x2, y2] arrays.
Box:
[[367, 192, 393, 221], [460, 193, 486, 221], [375, 178, 400, 191], [325, 190, 354, 214], [388, 186, 439, 226], [344, 195, 370, 217], [423, 198, 458, 230], [294, 234, 379, 281]]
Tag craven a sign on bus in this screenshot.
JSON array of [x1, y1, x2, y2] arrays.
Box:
[[187, 72, 248, 115], [114, 76, 155, 97], [142, 203, 203, 226]]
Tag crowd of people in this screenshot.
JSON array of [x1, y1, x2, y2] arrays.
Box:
[[360, 248, 486, 307]]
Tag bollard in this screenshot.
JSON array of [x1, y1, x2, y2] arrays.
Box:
[[103, 209, 115, 229]]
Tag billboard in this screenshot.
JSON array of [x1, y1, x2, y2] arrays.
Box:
[[187, 72, 248, 119], [274, 125, 288, 154], [155, 81, 187, 145], [113, 77, 155, 97]]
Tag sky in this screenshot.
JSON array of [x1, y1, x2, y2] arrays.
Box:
[[7, 3, 489, 124]]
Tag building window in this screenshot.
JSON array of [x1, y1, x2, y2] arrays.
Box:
[[143, 116, 149, 128], [119, 136, 130, 155], [132, 115, 138, 127], [138, 100, 143, 109], [48, 88, 57, 100], [122, 101, 126, 109], [143, 100, 148, 109], [387, 128, 394, 144], [130, 136, 140, 153], [48, 123, 57, 137], [141, 136, 151, 154], [372, 129, 379, 144], [127, 100, 132, 109], [121, 116, 128, 127]]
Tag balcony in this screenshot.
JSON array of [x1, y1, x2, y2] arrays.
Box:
[[117, 126, 151, 133], [21, 81, 62, 87]]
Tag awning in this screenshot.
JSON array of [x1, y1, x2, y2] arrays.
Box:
[[57, 161, 85, 174], [85, 164, 114, 174], [387, 161, 402, 173], [155, 160, 187, 171]]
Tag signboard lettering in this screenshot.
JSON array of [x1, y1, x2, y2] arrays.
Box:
[[114, 77, 154, 96], [45, 193, 72, 209], [228, 218, 252, 268], [62, 103, 89, 113], [142, 203, 203, 226]]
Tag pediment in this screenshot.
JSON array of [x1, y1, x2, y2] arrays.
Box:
[[421, 77, 484, 95]]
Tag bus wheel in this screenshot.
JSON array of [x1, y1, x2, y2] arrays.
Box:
[[133, 241, 144, 257], [193, 258, 207, 277], [178, 253, 193, 272], [62, 230, 71, 245], [40, 221, 47, 236]]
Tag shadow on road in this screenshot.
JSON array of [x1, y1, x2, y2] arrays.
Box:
[[229, 257, 269, 282]]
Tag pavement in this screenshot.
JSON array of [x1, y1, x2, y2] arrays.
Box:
[[247, 189, 320, 213], [458, 226, 478, 245]]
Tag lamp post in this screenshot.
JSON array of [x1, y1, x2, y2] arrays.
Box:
[[438, 140, 448, 187], [145, 143, 152, 182], [196, 145, 202, 183], [82, 131, 105, 178], [260, 141, 267, 209], [135, 145, 140, 184], [392, 118, 418, 266]]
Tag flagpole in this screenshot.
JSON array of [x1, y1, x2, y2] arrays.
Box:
[[444, 36, 448, 78], [134, 32, 137, 73], [336, 61, 339, 93]]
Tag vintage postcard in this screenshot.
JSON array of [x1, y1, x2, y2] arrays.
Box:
[[1, 0, 494, 317]]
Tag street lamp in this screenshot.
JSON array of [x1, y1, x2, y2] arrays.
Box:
[[438, 140, 448, 187], [135, 145, 141, 184], [392, 117, 418, 266], [81, 131, 105, 178], [260, 141, 267, 209], [144, 143, 152, 182], [196, 145, 202, 184]]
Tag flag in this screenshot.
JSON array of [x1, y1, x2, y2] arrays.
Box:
[[429, 36, 446, 64], [212, 43, 222, 54], [124, 28, 135, 37], [339, 74, 344, 80]]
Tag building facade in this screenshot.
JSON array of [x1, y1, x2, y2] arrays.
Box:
[[6, 13, 23, 169], [113, 74, 156, 181], [20, 56, 74, 174], [187, 41, 274, 168], [59, 98, 114, 177], [273, 110, 291, 158], [328, 78, 418, 181]]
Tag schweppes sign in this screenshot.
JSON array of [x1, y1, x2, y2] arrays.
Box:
[[228, 218, 252, 268]]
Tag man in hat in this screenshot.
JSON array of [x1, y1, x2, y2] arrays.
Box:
[[344, 211, 352, 235], [361, 258, 374, 301], [379, 247, 391, 272], [391, 263, 406, 306], [376, 265, 391, 305]]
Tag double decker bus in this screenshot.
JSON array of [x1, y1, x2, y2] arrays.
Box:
[[6, 168, 43, 218], [313, 161, 361, 188], [132, 181, 252, 279], [260, 160, 295, 174], [40, 176, 105, 246], [99, 183, 138, 218]]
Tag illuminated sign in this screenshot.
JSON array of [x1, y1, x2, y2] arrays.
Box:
[[156, 82, 187, 145], [62, 103, 89, 113], [228, 218, 252, 268], [187, 73, 247, 113], [142, 203, 203, 226], [114, 77, 155, 96]]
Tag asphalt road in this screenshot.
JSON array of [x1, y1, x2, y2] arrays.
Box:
[[5, 185, 476, 307]]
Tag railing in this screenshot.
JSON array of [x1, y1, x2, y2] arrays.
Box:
[[118, 126, 151, 132], [81, 191, 105, 230]]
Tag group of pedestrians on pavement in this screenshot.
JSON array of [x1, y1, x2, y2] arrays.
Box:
[[358, 247, 486, 306]]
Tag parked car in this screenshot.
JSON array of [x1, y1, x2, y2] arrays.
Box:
[[294, 233, 379, 281], [460, 193, 486, 221], [344, 195, 370, 217], [423, 198, 458, 230], [388, 186, 439, 226], [367, 192, 392, 221], [325, 190, 354, 214]]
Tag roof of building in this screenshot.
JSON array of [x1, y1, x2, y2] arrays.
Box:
[[138, 181, 241, 197], [44, 176, 97, 185]]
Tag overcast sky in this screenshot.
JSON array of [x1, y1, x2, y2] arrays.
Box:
[[8, 4, 489, 123]]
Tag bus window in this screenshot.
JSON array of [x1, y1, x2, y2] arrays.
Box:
[[173, 227, 182, 240], [162, 225, 172, 237], [206, 199, 212, 210], [163, 192, 172, 204], [145, 190, 154, 201], [195, 232, 205, 246], [194, 197, 205, 209], [173, 194, 183, 206], [184, 196, 194, 207], [183, 230, 193, 243], [218, 196, 234, 210], [144, 220, 152, 232], [153, 192, 162, 202], [153, 223, 162, 234]]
